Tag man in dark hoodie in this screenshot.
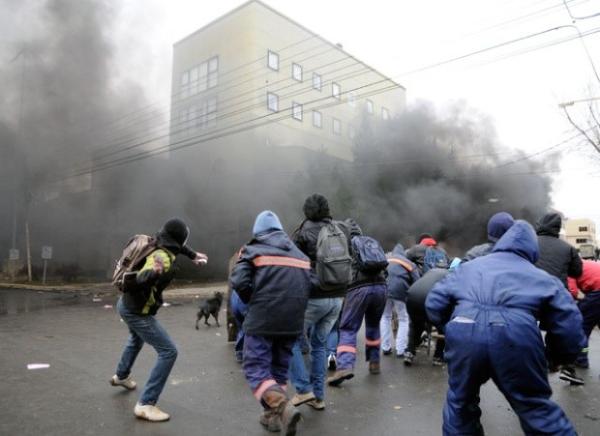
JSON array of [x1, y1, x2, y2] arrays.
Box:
[[535, 212, 584, 385], [406, 233, 450, 274], [230, 210, 312, 435], [288, 194, 350, 411], [462, 212, 514, 262], [111, 218, 207, 422]]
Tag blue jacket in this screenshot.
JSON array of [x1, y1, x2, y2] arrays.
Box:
[[386, 244, 420, 302], [230, 230, 312, 337], [426, 220, 585, 364]]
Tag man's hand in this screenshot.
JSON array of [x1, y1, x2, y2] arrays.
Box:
[[192, 252, 208, 266], [152, 255, 165, 274]]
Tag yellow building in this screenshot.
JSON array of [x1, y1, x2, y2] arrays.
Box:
[[170, 0, 406, 161], [564, 218, 597, 252]]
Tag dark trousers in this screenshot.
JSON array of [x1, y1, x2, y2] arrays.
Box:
[[576, 292, 600, 366], [407, 317, 445, 359], [243, 334, 295, 402], [337, 284, 387, 369]]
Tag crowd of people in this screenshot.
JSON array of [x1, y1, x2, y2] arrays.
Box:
[[107, 197, 598, 436]]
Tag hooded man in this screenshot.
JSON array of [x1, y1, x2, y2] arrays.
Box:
[[288, 194, 352, 411], [111, 218, 207, 422], [535, 212, 582, 288], [462, 212, 514, 262], [426, 220, 585, 436], [230, 210, 312, 435], [406, 233, 450, 274], [380, 244, 420, 358]]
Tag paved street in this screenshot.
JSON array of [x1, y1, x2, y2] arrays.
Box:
[[1, 288, 599, 436]]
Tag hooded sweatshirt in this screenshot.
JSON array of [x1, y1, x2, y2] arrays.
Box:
[[426, 220, 585, 365], [535, 213, 582, 288], [386, 244, 421, 302]]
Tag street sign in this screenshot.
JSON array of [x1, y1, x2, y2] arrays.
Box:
[[41, 246, 53, 260], [9, 249, 19, 261]]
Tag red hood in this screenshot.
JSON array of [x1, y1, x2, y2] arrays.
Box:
[[421, 237, 437, 247]]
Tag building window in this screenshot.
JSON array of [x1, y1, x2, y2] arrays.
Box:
[[382, 107, 390, 120], [180, 71, 190, 99], [206, 97, 217, 127], [268, 50, 279, 71], [312, 73, 322, 91], [366, 99, 374, 114], [189, 67, 199, 95], [312, 110, 322, 128], [576, 238, 588, 244], [348, 91, 356, 107], [198, 61, 208, 92], [332, 118, 341, 135], [292, 102, 303, 121], [292, 63, 303, 82], [267, 92, 279, 112], [332, 82, 341, 100], [208, 56, 219, 88], [348, 125, 356, 139], [579, 226, 588, 232]]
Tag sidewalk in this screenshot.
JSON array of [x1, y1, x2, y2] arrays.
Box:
[[0, 281, 228, 299]]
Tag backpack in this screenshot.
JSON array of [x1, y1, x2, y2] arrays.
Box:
[[112, 234, 157, 292], [352, 236, 388, 273], [315, 222, 352, 290], [422, 247, 448, 273]]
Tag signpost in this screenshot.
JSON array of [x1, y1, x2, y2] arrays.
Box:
[[41, 246, 53, 285]]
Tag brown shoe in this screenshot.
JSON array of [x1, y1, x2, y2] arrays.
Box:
[[327, 369, 354, 387], [279, 401, 301, 436], [369, 361, 380, 374], [291, 391, 316, 406], [259, 408, 282, 432]]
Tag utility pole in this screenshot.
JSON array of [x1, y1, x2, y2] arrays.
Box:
[[559, 97, 600, 155]]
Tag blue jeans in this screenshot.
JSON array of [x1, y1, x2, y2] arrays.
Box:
[[289, 297, 343, 400], [115, 297, 178, 405], [327, 317, 340, 357]]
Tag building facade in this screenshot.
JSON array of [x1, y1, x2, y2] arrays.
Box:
[[564, 218, 597, 251]]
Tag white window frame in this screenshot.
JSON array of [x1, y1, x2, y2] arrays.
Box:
[[332, 82, 341, 100], [267, 92, 279, 112], [312, 110, 322, 128], [208, 56, 219, 88], [267, 50, 279, 71], [292, 63, 303, 82], [292, 102, 303, 121], [312, 73, 322, 91], [332, 118, 341, 135], [382, 107, 390, 120], [366, 99, 374, 114], [180, 71, 190, 99]]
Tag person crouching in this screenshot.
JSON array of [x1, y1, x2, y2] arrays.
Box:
[[230, 211, 312, 435]]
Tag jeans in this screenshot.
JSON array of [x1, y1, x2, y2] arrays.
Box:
[[327, 317, 340, 357], [576, 292, 600, 366], [289, 297, 343, 400], [115, 297, 178, 405], [380, 298, 409, 355]]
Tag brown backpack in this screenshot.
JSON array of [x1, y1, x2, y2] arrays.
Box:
[[112, 234, 157, 291]]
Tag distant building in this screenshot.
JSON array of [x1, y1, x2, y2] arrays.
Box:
[[564, 218, 597, 251], [169, 0, 406, 161]]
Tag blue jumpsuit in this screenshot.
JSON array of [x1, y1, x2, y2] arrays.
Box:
[[426, 220, 585, 436]]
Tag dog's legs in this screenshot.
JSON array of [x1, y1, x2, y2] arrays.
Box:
[[195, 315, 200, 330], [214, 312, 220, 327], [204, 313, 210, 326]]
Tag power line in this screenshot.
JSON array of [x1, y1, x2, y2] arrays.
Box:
[[562, 0, 600, 20]]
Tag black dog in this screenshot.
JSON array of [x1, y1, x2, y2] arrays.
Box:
[[195, 292, 224, 329]]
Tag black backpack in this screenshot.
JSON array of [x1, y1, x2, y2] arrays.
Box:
[[352, 236, 388, 273], [315, 222, 352, 290]]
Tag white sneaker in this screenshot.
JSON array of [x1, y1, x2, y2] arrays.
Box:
[[134, 403, 170, 422], [110, 374, 137, 390]]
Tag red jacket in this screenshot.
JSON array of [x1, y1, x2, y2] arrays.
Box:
[[567, 260, 600, 298]]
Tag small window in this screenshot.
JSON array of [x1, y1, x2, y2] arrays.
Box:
[[292, 102, 303, 121], [332, 118, 341, 135], [292, 63, 303, 82], [189, 67, 199, 96], [312, 73, 322, 91], [180, 71, 190, 99], [576, 238, 588, 244], [198, 61, 208, 92], [267, 92, 279, 112], [267, 50, 279, 71], [382, 107, 390, 120], [579, 226, 588, 232], [312, 110, 322, 128], [366, 99, 374, 114], [208, 56, 219, 88], [348, 91, 356, 107], [332, 82, 341, 100], [348, 125, 356, 139]]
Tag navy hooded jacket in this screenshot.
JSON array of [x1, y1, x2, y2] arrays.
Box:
[[426, 220, 585, 365], [230, 230, 312, 337], [386, 244, 420, 302]]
